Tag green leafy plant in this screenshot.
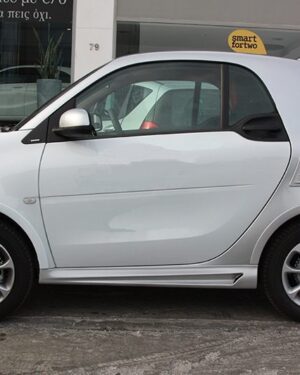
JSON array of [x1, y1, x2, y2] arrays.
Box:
[[33, 28, 64, 79]]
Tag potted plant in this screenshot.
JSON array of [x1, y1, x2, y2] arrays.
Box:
[[33, 28, 64, 107]]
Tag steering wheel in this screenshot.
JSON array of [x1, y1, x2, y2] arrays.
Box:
[[90, 103, 122, 133]]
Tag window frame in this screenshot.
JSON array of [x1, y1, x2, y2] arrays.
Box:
[[44, 60, 288, 144]]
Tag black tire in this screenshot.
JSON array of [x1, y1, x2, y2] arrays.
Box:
[[0, 221, 35, 319], [261, 222, 300, 322]]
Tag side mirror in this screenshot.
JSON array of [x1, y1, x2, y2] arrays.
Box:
[[53, 108, 95, 139]]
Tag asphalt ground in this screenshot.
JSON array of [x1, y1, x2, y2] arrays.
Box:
[[1, 285, 300, 374]]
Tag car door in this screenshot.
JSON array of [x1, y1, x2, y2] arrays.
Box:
[[39, 61, 291, 268]]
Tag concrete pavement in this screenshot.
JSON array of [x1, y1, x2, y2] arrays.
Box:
[[1, 285, 299, 374]]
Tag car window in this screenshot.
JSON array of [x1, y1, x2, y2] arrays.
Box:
[[75, 62, 221, 136], [0, 67, 71, 85], [0, 67, 39, 84], [0, 68, 17, 84], [144, 86, 195, 131], [18, 68, 40, 83], [228, 65, 275, 126], [46, 61, 286, 143], [123, 84, 152, 117], [198, 83, 221, 125], [99, 83, 152, 123]]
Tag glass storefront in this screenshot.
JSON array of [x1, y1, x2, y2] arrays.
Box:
[[0, 0, 73, 127], [117, 22, 300, 60], [2, 2, 300, 128]]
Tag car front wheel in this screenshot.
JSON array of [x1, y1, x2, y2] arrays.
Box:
[[261, 222, 300, 321], [0, 222, 35, 319]]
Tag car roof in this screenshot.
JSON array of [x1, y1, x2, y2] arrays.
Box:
[[106, 50, 300, 72]]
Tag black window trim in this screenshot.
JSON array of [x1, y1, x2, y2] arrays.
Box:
[[191, 81, 201, 129], [47, 60, 223, 143], [221, 64, 229, 131], [22, 60, 289, 144]]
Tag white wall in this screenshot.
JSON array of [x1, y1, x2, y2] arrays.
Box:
[[72, 0, 116, 81]]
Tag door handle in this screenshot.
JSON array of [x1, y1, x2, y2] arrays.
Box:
[[238, 114, 288, 141], [241, 114, 283, 133], [242, 122, 281, 132]]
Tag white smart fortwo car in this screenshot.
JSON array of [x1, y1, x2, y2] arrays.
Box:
[[1, 51, 300, 320]]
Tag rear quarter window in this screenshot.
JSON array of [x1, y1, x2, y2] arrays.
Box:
[[228, 65, 275, 126]]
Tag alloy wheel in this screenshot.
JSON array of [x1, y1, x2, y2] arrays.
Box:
[[0, 245, 15, 303], [282, 244, 300, 306]]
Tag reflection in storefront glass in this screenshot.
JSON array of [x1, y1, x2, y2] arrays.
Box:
[[117, 21, 300, 60], [0, 1, 73, 127]]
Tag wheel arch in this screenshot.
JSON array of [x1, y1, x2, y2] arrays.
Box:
[[256, 214, 300, 282], [0, 209, 54, 271], [0, 213, 40, 278]]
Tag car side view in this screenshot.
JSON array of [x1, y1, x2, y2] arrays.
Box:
[[0, 51, 300, 320]]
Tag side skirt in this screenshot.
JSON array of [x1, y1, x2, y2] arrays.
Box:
[[40, 265, 257, 289]]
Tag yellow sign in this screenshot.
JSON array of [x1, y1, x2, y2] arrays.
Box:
[[228, 29, 267, 55]]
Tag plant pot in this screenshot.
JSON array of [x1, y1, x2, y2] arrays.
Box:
[[37, 79, 62, 107]]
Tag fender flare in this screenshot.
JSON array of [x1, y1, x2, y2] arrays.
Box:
[[0, 203, 55, 269], [251, 206, 300, 264]]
